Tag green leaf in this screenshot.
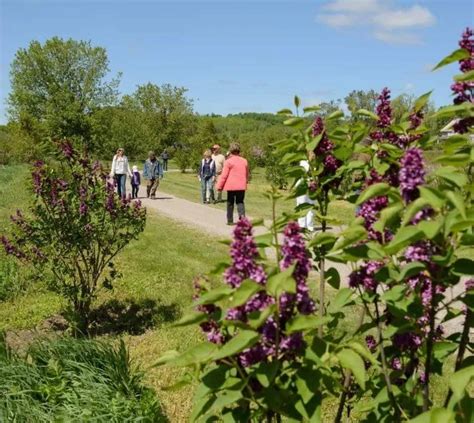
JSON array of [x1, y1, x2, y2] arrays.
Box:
[[385, 226, 424, 255], [454, 69, 474, 81], [228, 280, 263, 308], [418, 218, 443, 239], [195, 286, 233, 306], [435, 153, 470, 167], [254, 232, 273, 248], [382, 285, 406, 303], [306, 133, 323, 152], [401, 197, 431, 226], [414, 91, 432, 112], [433, 103, 474, 120], [267, 265, 296, 296], [326, 110, 344, 120], [332, 225, 367, 251], [325, 267, 340, 289], [419, 186, 445, 209], [173, 311, 208, 328], [433, 341, 457, 361], [452, 258, 474, 276], [212, 390, 243, 413], [446, 191, 466, 218], [396, 262, 426, 282], [154, 350, 180, 366], [328, 288, 353, 314], [349, 342, 378, 366], [277, 108, 293, 115], [432, 48, 470, 71], [255, 361, 279, 388], [435, 166, 468, 189], [202, 366, 229, 390], [213, 330, 259, 361], [190, 395, 215, 422], [356, 183, 390, 205], [355, 109, 379, 120], [284, 117, 306, 127], [173, 342, 219, 367], [449, 365, 474, 402], [303, 105, 321, 113], [373, 203, 403, 233], [285, 315, 331, 333], [337, 349, 366, 389], [410, 407, 455, 423], [310, 231, 337, 248], [247, 304, 276, 329]]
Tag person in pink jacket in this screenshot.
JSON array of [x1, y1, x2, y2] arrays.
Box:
[[216, 142, 249, 225]]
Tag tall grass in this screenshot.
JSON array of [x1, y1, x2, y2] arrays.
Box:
[[0, 334, 167, 422]]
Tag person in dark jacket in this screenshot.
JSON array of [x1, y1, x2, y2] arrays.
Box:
[[199, 149, 216, 204], [143, 151, 163, 199], [131, 165, 141, 199]]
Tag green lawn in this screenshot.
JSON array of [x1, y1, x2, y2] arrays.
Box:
[[160, 165, 355, 224]]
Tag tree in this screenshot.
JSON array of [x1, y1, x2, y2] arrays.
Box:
[[8, 37, 120, 151], [344, 89, 379, 119]]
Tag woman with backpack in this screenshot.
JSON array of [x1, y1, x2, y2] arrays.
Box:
[[199, 149, 216, 204]]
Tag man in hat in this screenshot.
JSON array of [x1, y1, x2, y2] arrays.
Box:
[[211, 144, 226, 203]]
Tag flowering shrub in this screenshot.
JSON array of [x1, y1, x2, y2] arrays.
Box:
[[157, 29, 473, 422], [1, 141, 146, 335]]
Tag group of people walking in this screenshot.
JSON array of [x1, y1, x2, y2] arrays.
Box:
[[109, 143, 249, 225], [110, 149, 164, 200]]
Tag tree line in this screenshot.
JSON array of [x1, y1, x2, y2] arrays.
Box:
[[1, 37, 450, 179]]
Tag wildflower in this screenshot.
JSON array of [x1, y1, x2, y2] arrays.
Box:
[[375, 88, 392, 128], [349, 261, 382, 292], [391, 357, 402, 371]]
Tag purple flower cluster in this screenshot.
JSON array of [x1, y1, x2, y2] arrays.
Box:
[[392, 332, 422, 352], [279, 221, 315, 315], [224, 218, 267, 288], [365, 335, 377, 352], [375, 88, 392, 128], [60, 140, 75, 160], [453, 28, 474, 133], [1, 235, 25, 259], [409, 111, 424, 129], [311, 116, 341, 176], [399, 148, 425, 203], [356, 195, 389, 242], [348, 260, 382, 292]]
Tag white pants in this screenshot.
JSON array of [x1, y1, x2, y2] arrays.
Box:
[[296, 194, 315, 231]]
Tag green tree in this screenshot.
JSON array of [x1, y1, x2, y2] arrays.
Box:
[[8, 37, 120, 151], [344, 89, 379, 119]]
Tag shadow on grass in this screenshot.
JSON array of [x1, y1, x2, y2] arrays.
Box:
[[90, 298, 180, 336]]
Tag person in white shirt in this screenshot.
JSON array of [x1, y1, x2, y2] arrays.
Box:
[[296, 155, 315, 231], [110, 147, 132, 198], [211, 144, 226, 203]]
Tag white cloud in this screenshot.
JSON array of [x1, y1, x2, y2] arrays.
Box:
[[317, 0, 436, 45], [373, 5, 435, 29], [374, 30, 422, 45]]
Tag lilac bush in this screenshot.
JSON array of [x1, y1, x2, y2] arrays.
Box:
[[1, 141, 146, 335]]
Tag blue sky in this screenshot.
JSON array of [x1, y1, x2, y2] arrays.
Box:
[[0, 0, 473, 123]]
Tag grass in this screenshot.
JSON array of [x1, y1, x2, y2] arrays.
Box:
[[0, 335, 166, 421], [0, 163, 468, 421], [160, 164, 355, 224]]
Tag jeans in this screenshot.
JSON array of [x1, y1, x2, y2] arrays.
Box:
[[115, 174, 127, 198], [201, 177, 214, 203], [131, 184, 139, 199], [227, 190, 245, 223], [146, 179, 160, 198]]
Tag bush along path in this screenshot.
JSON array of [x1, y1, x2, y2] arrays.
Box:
[[154, 29, 473, 422]]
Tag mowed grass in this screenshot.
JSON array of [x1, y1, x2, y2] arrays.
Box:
[[160, 164, 355, 224], [0, 164, 230, 420]]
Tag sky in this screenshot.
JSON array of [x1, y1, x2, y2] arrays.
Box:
[[0, 0, 473, 123]]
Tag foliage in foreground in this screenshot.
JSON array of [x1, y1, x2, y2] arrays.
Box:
[[0, 334, 166, 422], [156, 28, 474, 422], [1, 141, 146, 335]]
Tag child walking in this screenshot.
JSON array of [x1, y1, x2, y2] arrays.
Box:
[[199, 150, 216, 204], [131, 165, 141, 199]]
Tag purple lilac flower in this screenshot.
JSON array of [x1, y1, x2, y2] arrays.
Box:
[[392, 332, 423, 352], [357, 195, 389, 241], [409, 111, 424, 129], [322, 154, 341, 174], [399, 148, 425, 203], [224, 218, 267, 288], [458, 27, 474, 73], [349, 261, 383, 292], [60, 140, 75, 159], [405, 241, 434, 263], [308, 180, 318, 192], [391, 357, 402, 371], [279, 221, 315, 315], [280, 332, 304, 353], [466, 279, 474, 291], [1, 236, 25, 259], [32, 161, 45, 195], [375, 88, 392, 128], [79, 202, 88, 216], [239, 344, 267, 367], [365, 335, 377, 352]]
